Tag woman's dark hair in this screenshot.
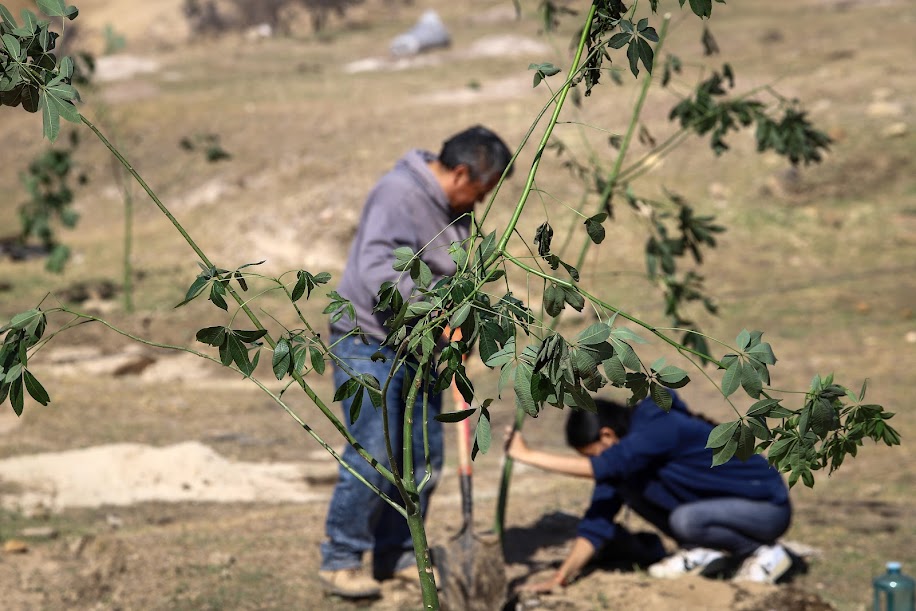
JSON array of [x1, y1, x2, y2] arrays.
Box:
[[438, 125, 513, 184], [565, 398, 633, 449]]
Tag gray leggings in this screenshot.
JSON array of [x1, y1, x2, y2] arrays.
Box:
[[625, 494, 792, 557]]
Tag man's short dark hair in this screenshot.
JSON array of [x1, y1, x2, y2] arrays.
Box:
[[439, 125, 513, 184]]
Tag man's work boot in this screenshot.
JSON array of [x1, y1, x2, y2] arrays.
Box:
[[318, 568, 382, 599]]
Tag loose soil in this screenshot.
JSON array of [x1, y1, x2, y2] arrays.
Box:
[[1, 0, 915, 610]]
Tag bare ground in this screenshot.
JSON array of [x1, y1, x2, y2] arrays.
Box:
[[1, 0, 915, 610]]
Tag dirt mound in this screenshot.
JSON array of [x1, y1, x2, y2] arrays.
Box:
[[0, 442, 332, 512]]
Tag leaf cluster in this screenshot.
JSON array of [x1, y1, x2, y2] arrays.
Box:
[[0, 309, 50, 416], [669, 64, 832, 165], [176, 260, 266, 310], [1, 0, 81, 141], [704, 332, 897, 487], [17, 131, 86, 272]]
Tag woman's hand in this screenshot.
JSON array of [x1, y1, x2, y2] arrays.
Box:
[[504, 426, 529, 461]]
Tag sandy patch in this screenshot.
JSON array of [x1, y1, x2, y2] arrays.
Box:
[[0, 441, 331, 512]]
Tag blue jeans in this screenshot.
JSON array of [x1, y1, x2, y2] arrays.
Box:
[[621, 486, 792, 557], [320, 333, 443, 577]]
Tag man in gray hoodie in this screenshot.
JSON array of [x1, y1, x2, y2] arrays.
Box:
[[319, 126, 512, 599]]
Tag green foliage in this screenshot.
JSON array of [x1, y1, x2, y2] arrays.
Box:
[[0, 1, 81, 141], [16, 131, 86, 272], [669, 64, 832, 164], [179, 133, 232, 162], [0, 309, 49, 416], [529, 62, 561, 88], [102, 23, 125, 55]]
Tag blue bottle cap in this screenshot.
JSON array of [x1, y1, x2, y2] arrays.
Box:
[[888, 562, 902, 571]]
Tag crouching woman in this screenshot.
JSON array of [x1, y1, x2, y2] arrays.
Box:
[[505, 393, 792, 591]]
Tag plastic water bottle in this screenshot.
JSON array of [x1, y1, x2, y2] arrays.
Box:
[[874, 562, 915, 611]]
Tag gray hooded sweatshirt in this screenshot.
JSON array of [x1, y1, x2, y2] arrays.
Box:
[[330, 149, 471, 342]]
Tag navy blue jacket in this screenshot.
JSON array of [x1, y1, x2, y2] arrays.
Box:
[[578, 393, 790, 549]]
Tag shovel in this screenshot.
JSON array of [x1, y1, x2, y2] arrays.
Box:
[[435, 380, 507, 611]]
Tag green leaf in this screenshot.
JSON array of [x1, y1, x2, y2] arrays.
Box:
[[706, 421, 739, 449], [626, 39, 639, 77], [576, 323, 610, 346], [406, 301, 434, 318], [362, 374, 382, 410], [746, 342, 776, 365], [309, 346, 325, 375], [272, 338, 291, 380], [176, 274, 210, 307], [650, 382, 672, 411], [543, 283, 564, 317], [637, 38, 654, 74], [711, 435, 737, 466], [721, 359, 740, 397], [435, 408, 477, 423], [610, 339, 641, 371], [0, 5, 17, 26], [218, 340, 232, 367], [334, 377, 361, 402], [291, 272, 307, 301], [225, 334, 251, 375], [658, 367, 690, 389], [610, 327, 647, 344], [609, 32, 630, 49], [9, 376, 24, 416], [23, 369, 49, 405], [514, 362, 538, 416], [209, 282, 228, 311], [9, 309, 41, 331], [450, 302, 471, 329], [348, 389, 364, 425], [37, 0, 68, 17], [603, 355, 627, 386], [746, 398, 781, 417], [735, 329, 751, 351], [392, 246, 415, 271], [747, 416, 770, 440], [584, 214, 606, 244], [234, 329, 268, 344], [688, 0, 713, 18], [195, 326, 226, 347], [2, 34, 21, 60], [563, 287, 585, 312], [287, 345, 305, 375], [484, 338, 516, 368], [740, 361, 763, 398], [39, 91, 61, 142], [475, 408, 492, 455], [734, 423, 756, 460]]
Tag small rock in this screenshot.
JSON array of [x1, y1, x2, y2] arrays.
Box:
[[905, 331, 916, 344], [106, 514, 123, 529], [866, 101, 904, 118], [208, 551, 236, 568], [20, 526, 58, 540], [4, 539, 29, 553], [855, 301, 871, 314], [882, 122, 908, 138]]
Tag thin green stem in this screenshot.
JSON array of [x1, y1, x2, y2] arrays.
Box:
[[490, 4, 599, 261]]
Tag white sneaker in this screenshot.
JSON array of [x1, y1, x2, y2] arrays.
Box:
[[733, 544, 793, 584], [648, 547, 726, 578]]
